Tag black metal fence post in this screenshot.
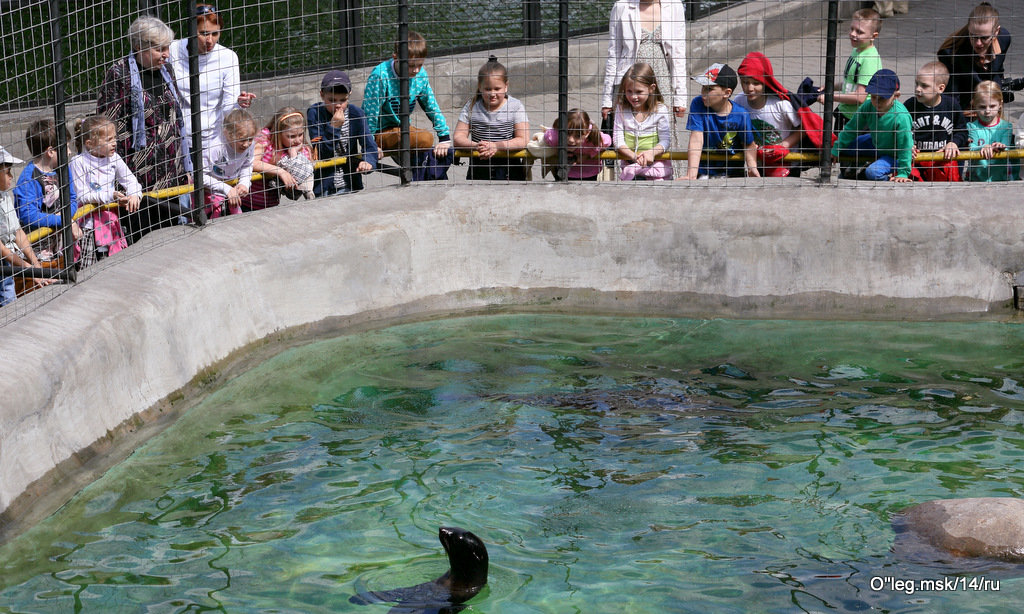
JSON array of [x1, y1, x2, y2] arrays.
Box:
[[47, 0, 76, 283], [523, 0, 542, 44], [556, 0, 568, 181], [397, 0, 411, 185], [187, 0, 207, 223], [338, 0, 363, 67], [139, 0, 161, 19], [819, 0, 839, 183]]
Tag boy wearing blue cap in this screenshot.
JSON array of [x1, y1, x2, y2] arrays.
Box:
[[830, 69, 913, 182]]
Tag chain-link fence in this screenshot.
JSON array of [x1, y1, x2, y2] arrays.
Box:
[[2, 0, 1023, 325]]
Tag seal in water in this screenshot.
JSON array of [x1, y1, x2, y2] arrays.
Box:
[[349, 526, 488, 613]]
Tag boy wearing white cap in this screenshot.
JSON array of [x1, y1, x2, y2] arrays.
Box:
[[684, 63, 759, 179], [0, 146, 50, 305]]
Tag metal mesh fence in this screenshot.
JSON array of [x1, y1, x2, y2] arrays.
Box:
[[1, 0, 1023, 325]]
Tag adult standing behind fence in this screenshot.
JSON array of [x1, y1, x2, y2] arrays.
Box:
[[97, 16, 189, 244], [602, 0, 687, 174], [169, 4, 255, 156], [937, 2, 1011, 112]]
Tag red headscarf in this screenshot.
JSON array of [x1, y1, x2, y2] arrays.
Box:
[[737, 52, 791, 100], [736, 51, 830, 149]]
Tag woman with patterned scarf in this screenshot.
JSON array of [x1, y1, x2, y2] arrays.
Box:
[[97, 15, 188, 243]]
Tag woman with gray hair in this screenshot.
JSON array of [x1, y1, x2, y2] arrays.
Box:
[[97, 15, 188, 243]]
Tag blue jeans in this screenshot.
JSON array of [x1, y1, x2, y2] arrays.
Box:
[[840, 133, 895, 181], [0, 277, 16, 306]]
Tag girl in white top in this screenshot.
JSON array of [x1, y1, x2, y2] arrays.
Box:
[[613, 63, 672, 180], [202, 109, 256, 218], [170, 4, 255, 155], [603, 1, 687, 177], [70, 115, 140, 260]]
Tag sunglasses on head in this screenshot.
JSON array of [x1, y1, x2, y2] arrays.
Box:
[[196, 4, 217, 16]]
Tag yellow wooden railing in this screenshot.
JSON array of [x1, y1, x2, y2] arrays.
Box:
[[25, 148, 1024, 244]]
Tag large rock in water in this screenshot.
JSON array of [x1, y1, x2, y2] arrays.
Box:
[[898, 498, 1024, 562]]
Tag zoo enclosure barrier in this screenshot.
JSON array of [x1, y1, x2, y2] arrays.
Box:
[[1, 0, 1024, 326]]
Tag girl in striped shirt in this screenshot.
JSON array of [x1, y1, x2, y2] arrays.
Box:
[[453, 56, 531, 180]]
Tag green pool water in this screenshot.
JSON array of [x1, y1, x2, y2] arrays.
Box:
[[2, 314, 1023, 613]]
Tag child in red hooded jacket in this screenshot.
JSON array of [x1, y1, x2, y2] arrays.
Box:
[[734, 52, 826, 177]]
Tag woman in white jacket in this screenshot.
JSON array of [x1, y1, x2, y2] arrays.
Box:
[[170, 3, 255, 159], [601, 0, 687, 120]]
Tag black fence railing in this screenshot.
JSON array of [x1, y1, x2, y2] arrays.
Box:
[[1, 0, 748, 108]]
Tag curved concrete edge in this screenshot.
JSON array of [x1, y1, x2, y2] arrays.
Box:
[[1, 182, 1023, 531], [897, 498, 1024, 563]]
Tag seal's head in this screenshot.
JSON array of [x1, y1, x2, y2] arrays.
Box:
[[439, 526, 488, 590]]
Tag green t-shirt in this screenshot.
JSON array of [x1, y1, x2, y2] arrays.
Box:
[[838, 46, 882, 119]]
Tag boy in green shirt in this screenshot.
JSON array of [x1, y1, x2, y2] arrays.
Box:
[[831, 69, 913, 182], [819, 8, 883, 132]]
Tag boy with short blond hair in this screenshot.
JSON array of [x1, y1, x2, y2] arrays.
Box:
[[905, 61, 967, 182], [820, 8, 883, 132], [362, 31, 452, 180]]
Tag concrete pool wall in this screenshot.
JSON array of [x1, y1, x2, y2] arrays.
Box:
[[2, 182, 1023, 534]]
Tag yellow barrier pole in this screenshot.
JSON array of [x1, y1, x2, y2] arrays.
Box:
[[25, 148, 1024, 244], [26, 157, 353, 243], [456, 148, 1024, 163]]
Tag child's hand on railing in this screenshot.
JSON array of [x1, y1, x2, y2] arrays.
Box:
[[635, 150, 656, 166], [476, 141, 498, 159], [942, 142, 960, 161], [980, 142, 1005, 160], [114, 191, 141, 213]]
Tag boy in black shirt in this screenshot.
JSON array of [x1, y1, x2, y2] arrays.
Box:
[[905, 61, 967, 181]]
